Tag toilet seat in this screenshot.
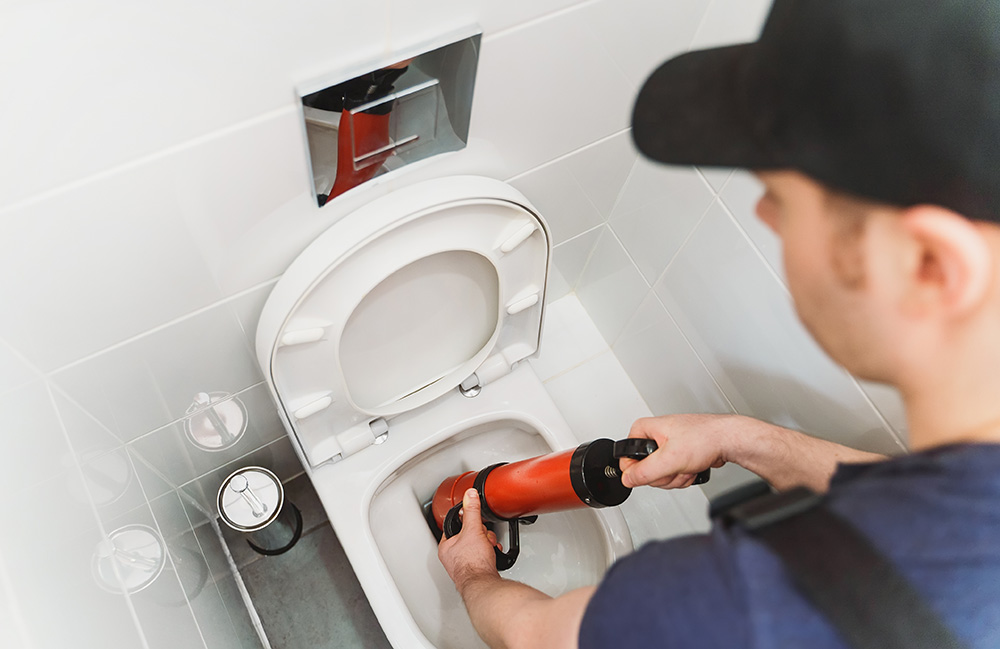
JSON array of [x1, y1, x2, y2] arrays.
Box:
[[256, 176, 550, 467]]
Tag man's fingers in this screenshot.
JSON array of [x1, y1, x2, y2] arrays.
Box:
[[461, 488, 483, 528]]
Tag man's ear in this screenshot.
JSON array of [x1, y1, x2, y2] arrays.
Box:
[[897, 205, 993, 318]]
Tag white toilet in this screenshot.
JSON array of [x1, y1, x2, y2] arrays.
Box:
[[256, 176, 633, 649]]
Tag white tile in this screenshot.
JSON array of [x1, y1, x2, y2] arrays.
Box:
[[584, 0, 714, 88], [386, 0, 590, 44], [576, 227, 651, 345], [0, 382, 74, 493], [562, 131, 639, 219], [531, 295, 609, 382], [130, 383, 284, 489], [472, 7, 635, 178], [0, 546, 31, 649], [654, 202, 904, 456], [510, 159, 605, 245], [689, 0, 774, 50], [858, 380, 909, 445], [543, 350, 652, 445], [609, 167, 715, 284], [0, 338, 36, 396], [551, 226, 602, 295], [102, 503, 207, 649], [613, 294, 733, 416], [230, 281, 279, 362], [0, 472, 146, 649], [699, 167, 734, 194], [52, 297, 265, 443], [0, 108, 311, 372], [720, 170, 784, 279], [0, 0, 388, 208]]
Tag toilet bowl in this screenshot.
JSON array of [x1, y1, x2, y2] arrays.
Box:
[[256, 176, 633, 649]]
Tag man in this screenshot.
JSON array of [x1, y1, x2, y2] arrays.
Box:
[[439, 1, 1000, 647]]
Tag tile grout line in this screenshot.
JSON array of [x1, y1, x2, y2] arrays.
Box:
[[43, 381, 153, 649], [47, 277, 280, 377], [0, 106, 296, 218], [209, 515, 274, 649]]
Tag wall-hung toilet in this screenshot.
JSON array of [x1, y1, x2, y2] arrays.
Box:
[[256, 176, 633, 649]]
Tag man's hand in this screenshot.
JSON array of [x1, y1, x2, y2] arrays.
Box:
[[619, 414, 733, 489], [620, 414, 888, 493], [438, 489, 501, 593]]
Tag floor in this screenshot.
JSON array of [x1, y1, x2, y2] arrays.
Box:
[[220, 295, 709, 648], [220, 474, 391, 649]]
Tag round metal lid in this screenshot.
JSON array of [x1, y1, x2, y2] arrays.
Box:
[[92, 524, 165, 594], [218, 466, 284, 532]]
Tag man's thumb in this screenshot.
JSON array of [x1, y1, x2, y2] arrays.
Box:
[[462, 488, 482, 526]]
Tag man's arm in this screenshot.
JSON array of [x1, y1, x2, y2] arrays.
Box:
[[438, 488, 593, 649], [620, 414, 887, 492]]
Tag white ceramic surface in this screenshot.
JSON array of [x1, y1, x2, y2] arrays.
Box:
[[613, 294, 734, 417], [720, 170, 784, 279], [575, 227, 650, 345], [689, 0, 774, 49], [307, 365, 633, 649], [609, 165, 715, 284]]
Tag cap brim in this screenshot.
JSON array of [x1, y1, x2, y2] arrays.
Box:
[[632, 43, 777, 169]]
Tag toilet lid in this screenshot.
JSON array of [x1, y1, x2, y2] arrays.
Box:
[[256, 176, 550, 467]]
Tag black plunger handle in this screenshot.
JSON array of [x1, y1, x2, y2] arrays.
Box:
[[612, 438, 711, 485], [442, 503, 520, 571]]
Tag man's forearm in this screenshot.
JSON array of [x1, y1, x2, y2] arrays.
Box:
[[728, 416, 887, 492], [456, 573, 593, 649]]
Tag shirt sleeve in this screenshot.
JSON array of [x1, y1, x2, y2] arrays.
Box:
[[578, 530, 751, 649]]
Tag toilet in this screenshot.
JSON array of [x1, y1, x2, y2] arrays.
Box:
[[256, 176, 633, 649]]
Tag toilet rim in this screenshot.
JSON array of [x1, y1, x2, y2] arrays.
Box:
[[310, 401, 633, 649]]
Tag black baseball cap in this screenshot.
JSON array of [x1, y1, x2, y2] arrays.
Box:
[[632, 0, 1000, 223]]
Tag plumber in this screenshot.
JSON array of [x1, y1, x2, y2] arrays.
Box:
[[439, 0, 1000, 647]]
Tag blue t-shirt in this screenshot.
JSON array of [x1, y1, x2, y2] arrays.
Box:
[[579, 443, 1000, 648]]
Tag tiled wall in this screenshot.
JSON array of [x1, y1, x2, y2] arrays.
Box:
[[517, 0, 911, 496], [0, 0, 736, 646]]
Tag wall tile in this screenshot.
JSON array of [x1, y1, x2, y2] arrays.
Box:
[[543, 350, 651, 445], [130, 383, 284, 490], [230, 281, 279, 365], [613, 294, 733, 416], [609, 165, 715, 284], [53, 298, 265, 444], [0, 382, 74, 493], [575, 227, 650, 345], [0, 549, 31, 649], [509, 159, 605, 245], [472, 7, 635, 178], [180, 437, 301, 514], [689, 0, 773, 50], [584, 0, 714, 88], [654, 202, 905, 455], [531, 295, 608, 382], [561, 131, 638, 219], [858, 380, 909, 443], [719, 170, 784, 278], [0, 471, 146, 649], [102, 503, 207, 649], [0, 108, 312, 373], [0, 0, 389, 208], [0, 338, 36, 396], [551, 226, 602, 297], [699, 167, 733, 194], [386, 0, 589, 45]]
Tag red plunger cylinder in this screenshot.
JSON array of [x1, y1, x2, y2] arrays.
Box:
[[431, 439, 631, 531]]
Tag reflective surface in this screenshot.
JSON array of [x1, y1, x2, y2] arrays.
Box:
[[300, 34, 480, 205]]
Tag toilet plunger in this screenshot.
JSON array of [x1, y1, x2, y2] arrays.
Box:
[[425, 438, 710, 570]]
